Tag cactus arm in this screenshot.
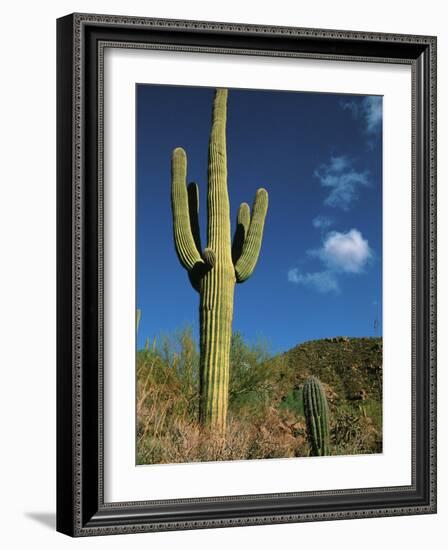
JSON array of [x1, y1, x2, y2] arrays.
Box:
[[234, 188, 268, 283], [171, 147, 205, 271], [187, 182, 202, 255], [202, 247, 216, 267], [231, 202, 250, 264]]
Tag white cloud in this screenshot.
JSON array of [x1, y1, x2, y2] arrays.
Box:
[[314, 156, 369, 210], [326, 156, 349, 172], [288, 229, 372, 293], [312, 215, 334, 230], [363, 97, 382, 133], [288, 269, 339, 294], [341, 96, 382, 135], [313, 229, 372, 273]]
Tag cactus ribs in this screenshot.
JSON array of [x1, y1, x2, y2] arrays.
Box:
[[170, 89, 269, 434]]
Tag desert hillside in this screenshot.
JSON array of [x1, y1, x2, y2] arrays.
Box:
[[136, 331, 382, 464]]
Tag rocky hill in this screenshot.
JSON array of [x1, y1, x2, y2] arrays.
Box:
[[279, 336, 382, 404]]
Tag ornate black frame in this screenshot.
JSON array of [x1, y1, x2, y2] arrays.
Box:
[[56, 13, 437, 537]]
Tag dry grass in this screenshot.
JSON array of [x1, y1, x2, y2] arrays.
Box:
[[137, 398, 308, 464]]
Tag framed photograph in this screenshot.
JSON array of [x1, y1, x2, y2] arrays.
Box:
[[56, 13, 437, 536]]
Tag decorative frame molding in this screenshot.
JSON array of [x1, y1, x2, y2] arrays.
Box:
[[57, 13, 437, 537]]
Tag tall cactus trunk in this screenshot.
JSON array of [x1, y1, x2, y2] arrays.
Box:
[[170, 88, 269, 435], [199, 276, 234, 431], [199, 90, 235, 431]]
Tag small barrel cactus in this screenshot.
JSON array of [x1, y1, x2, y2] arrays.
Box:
[[303, 376, 330, 456]]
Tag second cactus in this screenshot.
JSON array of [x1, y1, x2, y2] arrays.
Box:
[[303, 376, 331, 456], [170, 89, 269, 434]]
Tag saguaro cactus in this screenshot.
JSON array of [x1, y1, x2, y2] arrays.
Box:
[[170, 89, 268, 434], [303, 376, 331, 456]]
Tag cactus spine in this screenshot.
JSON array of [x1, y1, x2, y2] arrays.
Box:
[[170, 89, 268, 434], [303, 376, 331, 456]]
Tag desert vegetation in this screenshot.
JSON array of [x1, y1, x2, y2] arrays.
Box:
[[136, 328, 382, 465], [137, 88, 382, 465]]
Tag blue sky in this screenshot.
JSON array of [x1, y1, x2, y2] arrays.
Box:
[[136, 85, 382, 354]]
